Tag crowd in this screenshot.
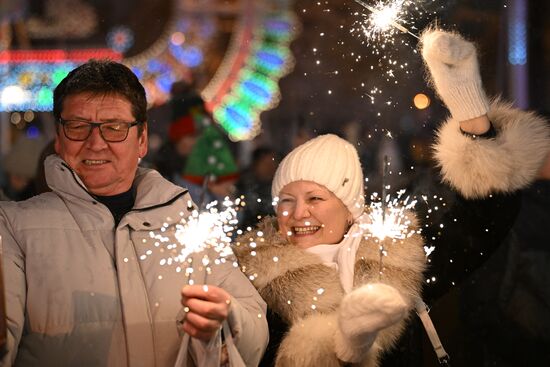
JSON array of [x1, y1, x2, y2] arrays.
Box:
[[1, 28, 549, 367]]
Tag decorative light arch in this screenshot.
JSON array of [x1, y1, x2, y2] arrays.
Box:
[[0, 0, 298, 141]]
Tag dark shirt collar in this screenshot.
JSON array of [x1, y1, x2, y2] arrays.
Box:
[[95, 189, 135, 226]]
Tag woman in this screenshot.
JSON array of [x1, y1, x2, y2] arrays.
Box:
[[233, 134, 427, 366], [233, 28, 550, 367]]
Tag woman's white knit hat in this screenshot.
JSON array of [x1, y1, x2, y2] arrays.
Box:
[[272, 134, 365, 218]]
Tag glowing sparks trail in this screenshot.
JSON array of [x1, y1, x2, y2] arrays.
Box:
[[144, 198, 240, 280], [172, 201, 237, 263], [353, 0, 419, 39], [346, 0, 439, 110], [362, 189, 418, 241]]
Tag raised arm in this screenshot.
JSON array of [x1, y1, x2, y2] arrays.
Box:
[[421, 28, 550, 198], [418, 29, 550, 300]]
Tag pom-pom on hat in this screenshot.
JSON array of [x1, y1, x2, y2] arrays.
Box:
[[272, 134, 365, 219]]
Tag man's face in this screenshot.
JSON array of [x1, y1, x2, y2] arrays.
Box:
[[54, 92, 148, 196]]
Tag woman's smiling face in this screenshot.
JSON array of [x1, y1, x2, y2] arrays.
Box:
[[276, 180, 352, 249]]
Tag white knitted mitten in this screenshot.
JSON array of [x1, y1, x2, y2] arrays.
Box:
[[421, 29, 490, 121], [334, 283, 407, 363]]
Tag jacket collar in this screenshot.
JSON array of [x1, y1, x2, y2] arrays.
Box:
[[44, 154, 190, 230]]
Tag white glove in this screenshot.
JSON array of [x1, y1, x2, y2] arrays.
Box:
[[334, 283, 407, 363], [421, 28, 490, 121]]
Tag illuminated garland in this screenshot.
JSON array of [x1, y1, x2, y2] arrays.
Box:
[[0, 49, 121, 112], [202, 1, 298, 141], [0, 0, 297, 136]]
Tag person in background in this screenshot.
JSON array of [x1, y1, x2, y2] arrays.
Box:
[[235, 147, 279, 229], [176, 124, 240, 208], [154, 115, 198, 182], [32, 139, 56, 195], [0, 59, 268, 367], [0, 135, 47, 201], [153, 80, 205, 182]]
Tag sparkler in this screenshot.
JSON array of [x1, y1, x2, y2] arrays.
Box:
[[360, 169, 418, 280], [146, 197, 240, 367], [352, 0, 419, 39], [378, 155, 390, 279], [363, 189, 417, 241], [347, 0, 434, 110], [145, 198, 240, 277]]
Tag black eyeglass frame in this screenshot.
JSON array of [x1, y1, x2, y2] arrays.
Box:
[[57, 118, 143, 142]]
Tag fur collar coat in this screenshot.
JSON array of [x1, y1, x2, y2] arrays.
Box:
[[233, 215, 426, 367]]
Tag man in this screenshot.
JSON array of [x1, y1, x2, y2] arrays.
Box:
[[0, 60, 268, 366]]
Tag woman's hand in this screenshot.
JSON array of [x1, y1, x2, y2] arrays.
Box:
[[334, 283, 407, 363], [421, 28, 490, 122]]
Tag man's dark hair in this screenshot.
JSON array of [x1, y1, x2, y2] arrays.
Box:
[[53, 59, 147, 133]]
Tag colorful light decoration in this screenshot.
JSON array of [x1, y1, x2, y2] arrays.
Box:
[[0, 49, 121, 111], [0, 0, 297, 139], [202, 3, 298, 141], [106, 26, 135, 54]]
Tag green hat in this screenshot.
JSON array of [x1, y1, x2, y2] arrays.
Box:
[[183, 125, 239, 185]]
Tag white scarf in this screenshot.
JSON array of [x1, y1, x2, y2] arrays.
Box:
[[305, 223, 363, 293]]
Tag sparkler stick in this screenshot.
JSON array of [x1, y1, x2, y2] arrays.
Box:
[[168, 199, 239, 367], [198, 174, 212, 211], [353, 0, 419, 39], [379, 155, 390, 280]]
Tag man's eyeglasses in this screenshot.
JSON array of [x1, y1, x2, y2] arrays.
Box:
[[58, 119, 142, 142]]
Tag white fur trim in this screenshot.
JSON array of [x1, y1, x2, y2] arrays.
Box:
[[434, 100, 550, 198], [276, 313, 379, 367]]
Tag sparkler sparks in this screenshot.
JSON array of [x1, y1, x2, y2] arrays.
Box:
[[362, 189, 418, 241], [353, 0, 419, 39], [347, 0, 438, 112], [144, 198, 240, 278], [172, 201, 237, 263]]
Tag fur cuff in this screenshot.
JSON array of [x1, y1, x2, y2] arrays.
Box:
[[334, 327, 376, 363], [276, 313, 379, 367], [433, 99, 550, 198], [275, 313, 341, 367]]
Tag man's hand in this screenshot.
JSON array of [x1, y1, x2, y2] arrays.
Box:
[[180, 284, 232, 342]]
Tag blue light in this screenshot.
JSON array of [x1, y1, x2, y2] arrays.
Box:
[[156, 73, 176, 94], [131, 66, 143, 79], [169, 45, 203, 68], [226, 106, 252, 130], [26, 126, 41, 139], [256, 50, 284, 69], [147, 59, 169, 73], [508, 20, 527, 65]]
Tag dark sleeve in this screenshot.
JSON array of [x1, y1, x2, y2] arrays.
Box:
[[259, 309, 289, 367], [420, 190, 522, 303]]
